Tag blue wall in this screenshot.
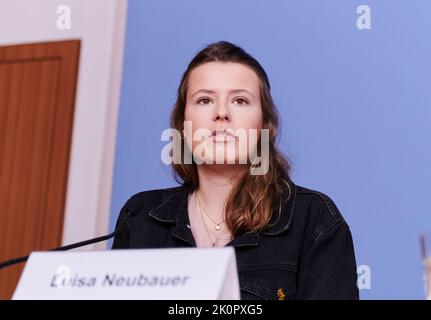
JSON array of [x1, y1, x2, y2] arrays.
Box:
[[110, 0, 431, 299]]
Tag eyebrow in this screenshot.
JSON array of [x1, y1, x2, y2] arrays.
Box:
[[191, 89, 256, 98]]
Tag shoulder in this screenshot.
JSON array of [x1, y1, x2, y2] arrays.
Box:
[[292, 184, 349, 241], [112, 185, 185, 249], [295, 185, 345, 221], [119, 185, 185, 217]]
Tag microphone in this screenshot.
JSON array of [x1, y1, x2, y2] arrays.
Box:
[[0, 198, 142, 270]]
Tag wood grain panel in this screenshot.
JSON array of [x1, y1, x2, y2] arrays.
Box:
[[0, 40, 81, 299]]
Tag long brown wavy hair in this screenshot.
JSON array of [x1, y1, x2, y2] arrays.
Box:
[[170, 41, 292, 237]]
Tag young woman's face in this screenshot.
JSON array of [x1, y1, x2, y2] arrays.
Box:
[[184, 61, 263, 165]]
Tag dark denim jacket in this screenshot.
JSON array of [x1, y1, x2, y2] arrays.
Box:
[[111, 179, 359, 300]]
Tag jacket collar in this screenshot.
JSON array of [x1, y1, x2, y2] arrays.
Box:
[[148, 178, 297, 246]]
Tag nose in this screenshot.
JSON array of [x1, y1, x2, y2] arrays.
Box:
[[215, 113, 229, 121], [214, 103, 230, 122]]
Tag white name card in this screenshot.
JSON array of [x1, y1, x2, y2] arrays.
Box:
[[13, 247, 240, 300]]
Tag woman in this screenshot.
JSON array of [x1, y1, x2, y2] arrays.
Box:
[[112, 41, 359, 300]]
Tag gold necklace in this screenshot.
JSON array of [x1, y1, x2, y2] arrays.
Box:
[[195, 192, 216, 246], [195, 192, 225, 231], [194, 192, 232, 247]]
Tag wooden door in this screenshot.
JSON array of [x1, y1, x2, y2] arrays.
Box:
[[0, 40, 81, 299]]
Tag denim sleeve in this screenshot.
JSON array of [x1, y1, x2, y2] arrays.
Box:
[[111, 204, 131, 249], [296, 221, 359, 300]]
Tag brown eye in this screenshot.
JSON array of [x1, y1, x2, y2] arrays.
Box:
[[197, 97, 212, 105], [234, 98, 248, 106]]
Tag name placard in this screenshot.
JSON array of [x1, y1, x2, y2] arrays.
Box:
[[13, 247, 240, 300]]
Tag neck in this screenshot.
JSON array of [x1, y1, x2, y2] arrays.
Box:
[[195, 164, 247, 223]]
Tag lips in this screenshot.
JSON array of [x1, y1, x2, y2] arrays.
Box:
[[211, 129, 237, 142]]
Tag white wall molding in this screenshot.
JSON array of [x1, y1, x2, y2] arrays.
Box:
[[0, 0, 128, 250]]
